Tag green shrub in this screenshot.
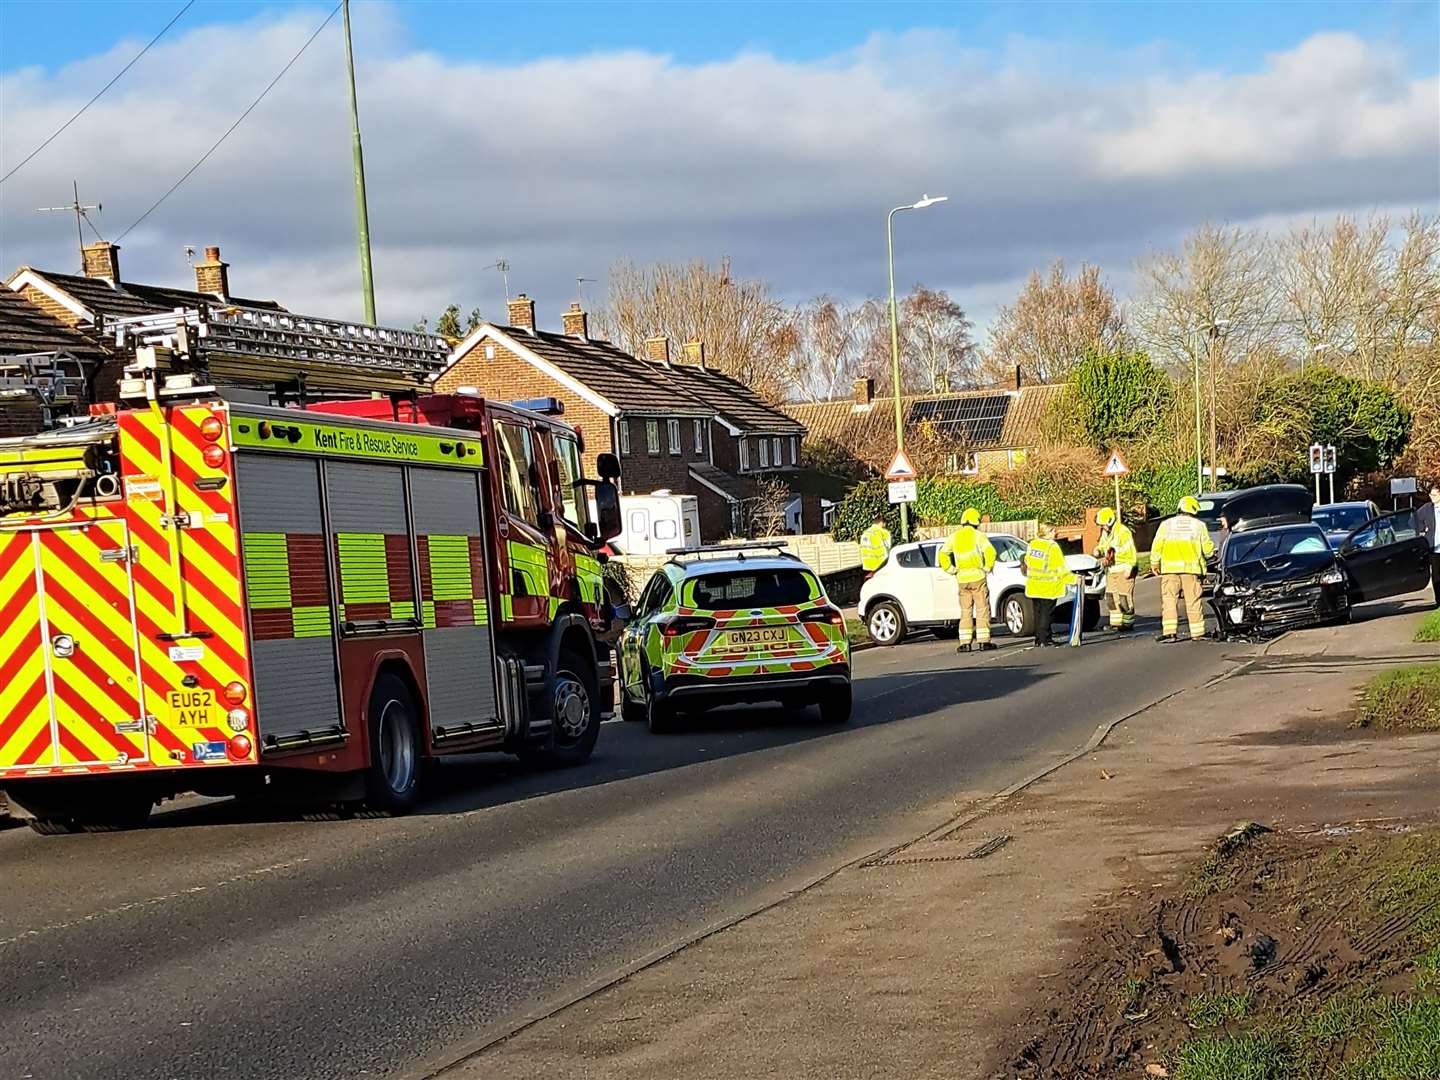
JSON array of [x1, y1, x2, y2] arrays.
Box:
[[829, 478, 899, 542]]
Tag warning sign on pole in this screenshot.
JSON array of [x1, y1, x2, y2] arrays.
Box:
[[1102, 450, 1130, 477], [887, 479, 918, 505], [885, 449, 917, 481]]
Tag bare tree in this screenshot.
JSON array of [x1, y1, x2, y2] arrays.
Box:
[[785, 295, 886, 402], [743, 477, 792, 537], [900, 285, 979, 393], [597, 258, 794, 401], [985, 261, 1126, 384]]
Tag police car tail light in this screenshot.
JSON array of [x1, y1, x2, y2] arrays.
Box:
[[660, 615, 715, 638], [799, 606, 845, 626]]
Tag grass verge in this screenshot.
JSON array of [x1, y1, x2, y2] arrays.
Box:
[[1355, 665, 1440, 731], [1414, 608, 1440, 643]]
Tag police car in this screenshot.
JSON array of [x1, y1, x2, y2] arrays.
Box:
[[859, 535, 1106, 644], [617, 544, 852, 733]]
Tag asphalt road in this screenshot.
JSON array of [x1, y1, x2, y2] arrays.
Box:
[[0, 599, 1249, 1080]]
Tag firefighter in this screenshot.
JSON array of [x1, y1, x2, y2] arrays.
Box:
[[859, 514, 892, 575], [1149, 495, 1215, 642], [1021, 523, 1074, 647], [1093, 507, 1138, 632], [939, 507, 997, 652]]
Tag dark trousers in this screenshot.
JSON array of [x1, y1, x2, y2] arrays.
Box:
[[1033, 597, 1056, 645], [1431, 554, 1440, 608]]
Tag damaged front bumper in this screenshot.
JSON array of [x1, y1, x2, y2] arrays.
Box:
[[1211, 581, 1348, 638]]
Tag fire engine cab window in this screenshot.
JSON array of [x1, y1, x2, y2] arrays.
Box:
[[689, 569, 816, 609], [553, 434, 590, 530], [495, 422, 539, 525]]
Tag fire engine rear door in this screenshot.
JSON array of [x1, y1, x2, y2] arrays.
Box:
[[2, 522, 149, 769]]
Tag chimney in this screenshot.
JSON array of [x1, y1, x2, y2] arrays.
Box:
[[645, 334, 671, 366], [1014, 365, 1023, 391], [194, 245, 230, 298], [81, 241, 120, 282], [507, 293, 536, 331], [682, 338, 707, 370], [562, 302, 588, 339], [853, 377, 875, 405]]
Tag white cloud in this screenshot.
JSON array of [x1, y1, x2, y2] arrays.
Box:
[[1, 7, 1435, 334]]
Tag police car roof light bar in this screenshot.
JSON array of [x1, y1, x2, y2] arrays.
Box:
[[664, 541, 797, 562]]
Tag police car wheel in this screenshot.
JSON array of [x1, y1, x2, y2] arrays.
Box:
[[817, 684, 852, 724], [867, 601, 906, 646], [620, 690, 647, 722], [645, 681, 676, 734], [1003, 594, 1034, 637], [364, 674, 421, 814]]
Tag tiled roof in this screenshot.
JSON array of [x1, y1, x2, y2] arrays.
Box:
[[689, 462, 754, 503], [651, 363, 802, 434], [784, 383, 1063, 465], [12, 269, 285, 322], [0, 288, 108, 363]]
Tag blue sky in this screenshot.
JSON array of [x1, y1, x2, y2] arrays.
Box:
[[5, 1, 1436, 75], [1, 1, 1437, 336]]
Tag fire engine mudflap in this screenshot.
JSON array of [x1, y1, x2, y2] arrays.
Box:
[[0, 390, 620, 834]]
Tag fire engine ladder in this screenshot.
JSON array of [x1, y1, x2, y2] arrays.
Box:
[[105, 304, 451, 399], [0, 350, 89, 426]]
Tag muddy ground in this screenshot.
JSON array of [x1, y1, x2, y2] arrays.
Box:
[[996, 823, 1440, 1079]]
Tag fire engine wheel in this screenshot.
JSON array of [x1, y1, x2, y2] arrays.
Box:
[[364, 674, 422, 814], [524, 648, 602, 769]]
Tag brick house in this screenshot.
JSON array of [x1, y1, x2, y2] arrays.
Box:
[[784, 374, 1064, 482], [436, 297, 812, 540], [0, 289, 110, 435]]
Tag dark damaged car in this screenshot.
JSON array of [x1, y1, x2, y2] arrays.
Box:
[[1212, 505, 1431, 638]]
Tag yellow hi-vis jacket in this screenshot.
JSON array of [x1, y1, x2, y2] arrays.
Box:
[[859, 524, 892, 571], [1095, 522, 1138, 572], [938, 525, 997, 583], [1150, 514, 1215, 575], [1023, 538, 1074, 600]]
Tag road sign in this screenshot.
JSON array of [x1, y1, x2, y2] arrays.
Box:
[[884, 449, 917, 481], [1309, 444, 1324, 474], [887, 479, 917, 505], [1323, 444, 1337, 474], [1102, 449, 1130, 477], [1391, 477, 1418, 495]]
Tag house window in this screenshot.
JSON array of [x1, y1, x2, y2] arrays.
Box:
[[946, 451, 980, 475], [772, 437, 782, 468], [484, 344, 496, 361], [759, 438, 770, 468], [693, 419, 704, 455], [667, 418, 681, 456], [646, 420, 660, 455], [618, 420, 631, 456], [739, 438, 749, 471], [789, 436, 798, 466]]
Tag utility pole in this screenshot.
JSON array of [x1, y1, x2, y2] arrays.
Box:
[[342, 0, 377, 324], [1208, 323, 1220, 491], [36, 180, 101, 271]]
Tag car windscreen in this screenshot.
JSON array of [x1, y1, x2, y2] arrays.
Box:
[[1312, 506, 1372, 533], [1196, 497, 1230, 529], [689, 568, 817, 609], [1224, 526, 1331, 567]]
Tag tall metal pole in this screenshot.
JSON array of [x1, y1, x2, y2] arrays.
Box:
[[1193, 332, 1204, 496], [887, 205, 909, 541], [1207, 325, 1219, 492], [343, 0, 377, 325]]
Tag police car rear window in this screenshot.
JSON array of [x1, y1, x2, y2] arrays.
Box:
[[690, 569, 816, 609]]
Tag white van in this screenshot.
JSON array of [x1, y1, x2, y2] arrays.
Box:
[[613, 492, 702, 555]]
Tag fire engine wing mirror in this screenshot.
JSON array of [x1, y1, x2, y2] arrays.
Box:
[[596, 453, 622, 483], [595, 480, 622, 541]]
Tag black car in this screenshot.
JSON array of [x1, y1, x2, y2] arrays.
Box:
[[1212, 508, 1431, 637]]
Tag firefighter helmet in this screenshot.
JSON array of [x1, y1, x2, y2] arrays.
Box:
[[960, 507, 982, 527], [1178, 495, 1201, 515], [1096, 507, 1116, 526]]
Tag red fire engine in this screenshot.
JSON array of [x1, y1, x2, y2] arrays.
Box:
[[0, 304, 621, 833]]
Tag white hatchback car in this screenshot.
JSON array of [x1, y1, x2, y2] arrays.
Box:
[[859, 535, 1107, 645]]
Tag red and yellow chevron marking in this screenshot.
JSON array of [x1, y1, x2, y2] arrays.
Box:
[[0, 403, 257, 778]]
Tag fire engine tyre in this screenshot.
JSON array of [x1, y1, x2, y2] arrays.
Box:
[[525, 648, 602, 768], [817, 683, 852, 725], [364, 674, 422, 815], [866, 601, 906, 646]]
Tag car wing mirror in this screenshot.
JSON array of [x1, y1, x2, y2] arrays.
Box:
[[612, 603, 633, 623]]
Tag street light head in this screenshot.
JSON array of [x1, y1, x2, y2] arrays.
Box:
[[912, 194, 948, 209]]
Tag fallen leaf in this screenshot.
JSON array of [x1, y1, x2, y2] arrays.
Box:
[[1146, 1066, 1170, 1077], [1100, 769, 1114, 781]]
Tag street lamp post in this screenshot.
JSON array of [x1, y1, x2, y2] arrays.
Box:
[[887, 193, 947, 540]]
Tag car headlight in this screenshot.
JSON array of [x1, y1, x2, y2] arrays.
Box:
[[1319, 567, 1345, 585], [1220, 584, 1244, 596]]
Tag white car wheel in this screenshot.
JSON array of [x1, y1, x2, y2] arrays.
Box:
[[867, 602, 905, 645], [1003, 594, 1033, 637]]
